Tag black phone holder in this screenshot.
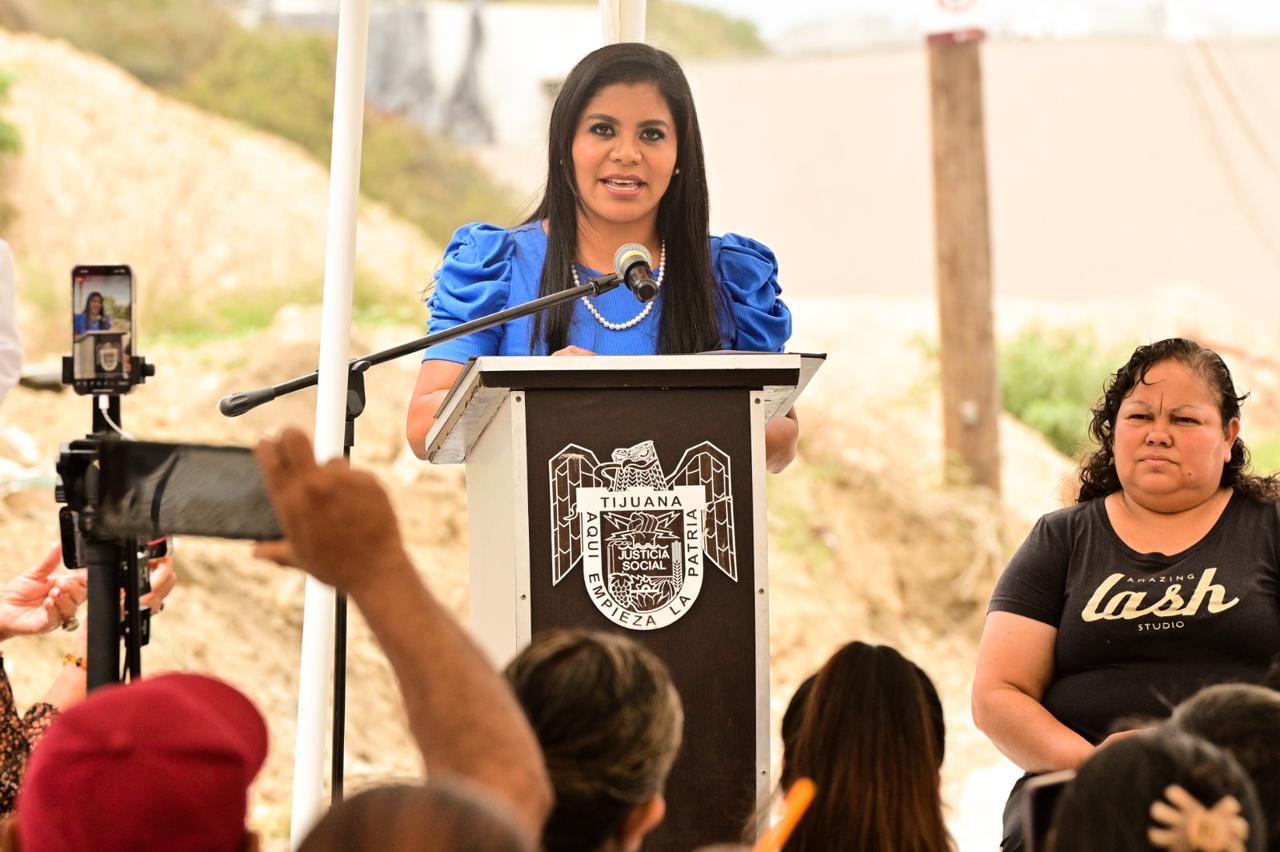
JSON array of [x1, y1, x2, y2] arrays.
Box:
[[55, 354, 157, 689], [62, 354, 155, 428]]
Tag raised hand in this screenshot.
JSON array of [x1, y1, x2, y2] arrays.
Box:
[[253, 428, 407, 596]]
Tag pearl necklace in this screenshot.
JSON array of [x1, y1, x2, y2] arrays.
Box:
[[575, 242, 665, 331]]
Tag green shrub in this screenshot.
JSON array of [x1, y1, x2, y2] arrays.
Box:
[[361, 114, 520, 248], [8, 0, 235, 89], [999, 327, 1127, 459], [0, 69, 19, 154], [179, 25, 518, 247], [648, 0, 767, 58], [492, 0, 767, 58], [0, 68, 19, 231], [1248, 434, 1280, 476], [181, 28, 339, 158], [12, 2, 518, 251]]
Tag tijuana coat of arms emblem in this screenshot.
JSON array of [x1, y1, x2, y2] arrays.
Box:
[[96, 341, 121, 373], [548, 440, 737, 630]]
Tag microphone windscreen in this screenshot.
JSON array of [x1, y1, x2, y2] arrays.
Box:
[[614, 243, 652, 278]]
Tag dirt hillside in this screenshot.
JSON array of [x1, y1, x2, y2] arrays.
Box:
[[0, 29, 439, 339]]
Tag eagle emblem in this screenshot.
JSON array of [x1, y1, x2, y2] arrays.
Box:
[[548, 440, 737, 630]]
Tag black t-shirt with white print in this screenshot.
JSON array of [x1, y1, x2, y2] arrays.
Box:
[[989, 490, 1280, 744]]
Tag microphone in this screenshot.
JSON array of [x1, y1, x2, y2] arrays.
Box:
[[613, 243, 659, 303], [219, 386, 278, 417]]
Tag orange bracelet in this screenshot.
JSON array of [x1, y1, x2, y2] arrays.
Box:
[[62, 654, 86, 671]]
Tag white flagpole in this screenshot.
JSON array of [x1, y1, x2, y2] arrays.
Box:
[[600, 0, 647, 43], [289, 0, 370, 846]]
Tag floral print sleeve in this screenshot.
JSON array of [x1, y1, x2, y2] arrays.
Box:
[[0, 657, 58, 815]]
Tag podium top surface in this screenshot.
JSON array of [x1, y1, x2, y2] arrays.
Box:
[[426, 352, 824, 464]]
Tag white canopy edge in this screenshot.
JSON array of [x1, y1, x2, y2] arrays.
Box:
[[290, 0, 370, 847]]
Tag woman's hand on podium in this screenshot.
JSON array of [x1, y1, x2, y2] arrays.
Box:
[[406, 359, 467, 461], [551, 345, 597, 356], [765, 407, 800, 474]]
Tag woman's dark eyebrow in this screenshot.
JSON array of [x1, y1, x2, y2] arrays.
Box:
[[583, 113, 670, 130]]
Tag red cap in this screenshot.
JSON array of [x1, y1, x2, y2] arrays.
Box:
[[17, 673, 268, 852]]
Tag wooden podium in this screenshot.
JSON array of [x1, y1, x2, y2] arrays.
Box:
[[427, 353, 821, 848]]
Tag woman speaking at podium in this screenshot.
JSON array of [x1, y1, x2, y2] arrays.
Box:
[[72, 291, 112, 341], [406, 43, 799, 472]]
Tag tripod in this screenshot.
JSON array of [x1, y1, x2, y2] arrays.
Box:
[[55, 356, 156, 689]]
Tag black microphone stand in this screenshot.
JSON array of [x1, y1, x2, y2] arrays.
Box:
[[220, 272, 623, 802]]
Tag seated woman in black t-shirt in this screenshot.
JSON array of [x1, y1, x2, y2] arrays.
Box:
[[971, 338, 1280, 850]]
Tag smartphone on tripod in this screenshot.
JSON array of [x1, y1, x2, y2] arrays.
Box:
[[71, 265, 134, 395]]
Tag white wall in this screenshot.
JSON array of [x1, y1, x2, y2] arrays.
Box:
[[426, 2, 601, 145]]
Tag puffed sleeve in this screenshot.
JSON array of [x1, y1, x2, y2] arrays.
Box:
[[423, 223, 516, 363], [713, 233, 792, 352]]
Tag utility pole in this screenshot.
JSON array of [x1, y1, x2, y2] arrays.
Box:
[[927, 29, 1000, 493]]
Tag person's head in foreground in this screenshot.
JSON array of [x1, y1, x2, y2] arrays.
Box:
[[531, 41, 725, 355], [1078, 337, 1280, 507], [5, 673, 267, 852], [296, 781, 534, 852], [1264, 652, 1280, 691], [1171, 683, 1280, 851], [778, 673, 816, 792], [504, 630, 683, 852], [1049, 727, 1264, 852], [783, 641, 950, 852]]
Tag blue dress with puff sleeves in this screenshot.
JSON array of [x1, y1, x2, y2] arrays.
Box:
[[423, 222, 791, 362]]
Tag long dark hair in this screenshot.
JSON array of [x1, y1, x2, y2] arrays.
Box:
[[525, 43, 726, 355], [778, 674, 816, 792], [783, 642, 952, 852], [1171, 684, 1280, 851], [504, 630, 683, 852], [82, 291, 104, 317], [1049, 728, 1264, 852], [1077, 338, 1280, 503]]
